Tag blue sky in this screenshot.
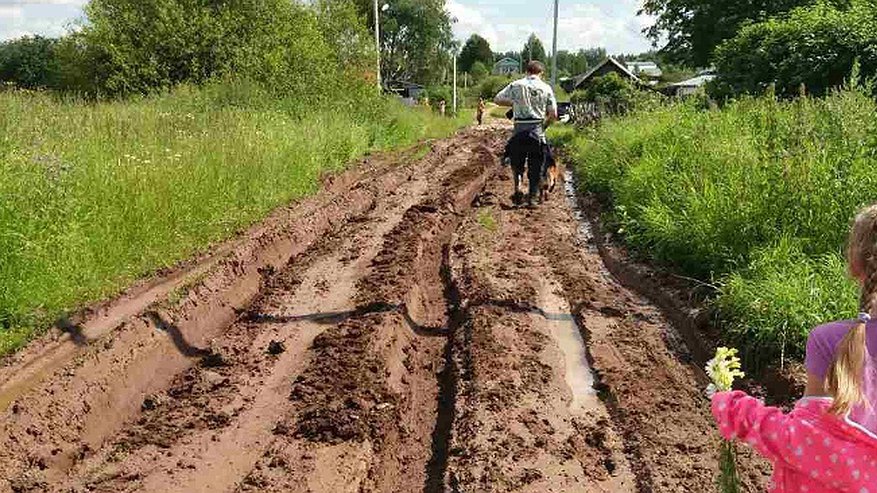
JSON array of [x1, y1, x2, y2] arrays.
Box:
[[0, 0, 655, 55]]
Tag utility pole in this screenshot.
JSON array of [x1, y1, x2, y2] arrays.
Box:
[[453, 46, 458, 116], [374, 0, 381, 93], [551, 0, 559, 89]]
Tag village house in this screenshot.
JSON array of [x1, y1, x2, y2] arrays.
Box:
[[626, 61, 662, 79], [493, 57, 520, 75], [669, 70, 717, 96], [562, 57, 640, 93]]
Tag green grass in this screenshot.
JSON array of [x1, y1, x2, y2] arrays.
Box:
[[477, 209, 497, 232], [551, 87, 877, 368], [0, 84, 471, 356]]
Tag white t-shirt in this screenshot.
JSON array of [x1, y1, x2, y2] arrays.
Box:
[[495, 75, 558, 124]]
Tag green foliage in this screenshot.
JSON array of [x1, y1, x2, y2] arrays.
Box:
[[426, 85, 452, 104], [570, 73, 661, 113], [712, 1, 877, 97], [555, 86, 877, 367], [555, 49, 602, 77], [76, 0, 340, 98], [478, 75, 511, 101], [469, 61, 489, 83], [0, 85, 471, 356], [641, 0, 843, 67], [0, 36, 61, 89], [459, 34, 493, 74], [522, 34, 547, 65], [354, 0, 452, 85]]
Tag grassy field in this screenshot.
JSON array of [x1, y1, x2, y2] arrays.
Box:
[[552, 86, 877, 368], [0, 84, 471, 355]]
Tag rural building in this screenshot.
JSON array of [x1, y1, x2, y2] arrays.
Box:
[[562, 57, 640, 93], [669, 70, 716, 96], [626, 61, 662, 78], [386, 80, 425, 105], [386, 80, 425, 99], [493, 57, 520, 75]]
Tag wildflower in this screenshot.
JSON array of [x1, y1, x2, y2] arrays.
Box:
[[706, 347, 745, 392], [707, 347, 745, 493]]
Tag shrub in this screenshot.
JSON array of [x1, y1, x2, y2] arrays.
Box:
[[554, 85, 877, 367], [478, 75, 511, 101], [0, 36, 61, 89], [712, 1, 877, 98]]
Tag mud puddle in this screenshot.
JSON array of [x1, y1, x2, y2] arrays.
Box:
[[538, 284, 597, 413]]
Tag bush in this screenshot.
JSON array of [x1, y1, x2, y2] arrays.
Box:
[[554, 85, 877, 367], [478, 75, 511, 101], [470, 61, 489, 83], [712, 1, 877, 98], [570, 73, 664, 116], [0, 36, 61, 89]]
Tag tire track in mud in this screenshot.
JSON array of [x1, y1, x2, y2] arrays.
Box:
[[1, 123, 772, 493], [0, 128, 505, 493], [444, 169, 635, 493]]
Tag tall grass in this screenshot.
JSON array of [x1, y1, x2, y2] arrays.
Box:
[[552, 86, 877, 368], [0, 83, 471, 355]]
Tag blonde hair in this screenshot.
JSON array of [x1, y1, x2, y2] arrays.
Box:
[[827, 204, 877, 415]]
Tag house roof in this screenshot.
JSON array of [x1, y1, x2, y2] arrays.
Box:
[[570, 57, 640, 90], [386, 80, 425, 89], [494, 57, 519, 67], [671, 74, 717, 88], [626, 61, 662, 76]]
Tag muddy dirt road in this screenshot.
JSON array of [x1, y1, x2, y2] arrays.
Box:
[[1, 124, 769, 492]]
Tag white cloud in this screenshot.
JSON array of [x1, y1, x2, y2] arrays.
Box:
[[0, 1, 84, 40], [0, 6, 22, 18], [447, 0, 656, 56], [0, 1, 87, 5], [447, 0, 499, 49]]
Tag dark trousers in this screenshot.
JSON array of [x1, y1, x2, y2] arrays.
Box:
[[507, 132, 545, 197]]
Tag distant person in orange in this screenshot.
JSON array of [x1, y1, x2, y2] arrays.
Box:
[[476, 98, 486, 125]]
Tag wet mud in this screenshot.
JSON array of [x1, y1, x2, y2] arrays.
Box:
[[1, 124, 771, 492]]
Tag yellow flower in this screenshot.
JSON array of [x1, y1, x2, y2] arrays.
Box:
[[705, 347, 745, 392]]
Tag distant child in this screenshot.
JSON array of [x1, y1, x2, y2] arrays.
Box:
[[712, 203, 877, 493], [477, 98, 486, 125], [439, 100, 446, 117]]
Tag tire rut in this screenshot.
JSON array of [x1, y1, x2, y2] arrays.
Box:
[[0, 127, 504, 493]]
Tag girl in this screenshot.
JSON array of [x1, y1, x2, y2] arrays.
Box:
[[712, 204, 877, 492]]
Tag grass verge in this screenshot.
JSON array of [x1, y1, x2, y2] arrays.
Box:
[[0, 85, 471, 356], [551, 87, 877, 368]]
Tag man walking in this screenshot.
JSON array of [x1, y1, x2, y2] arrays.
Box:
[[494, 61, 558, 207]]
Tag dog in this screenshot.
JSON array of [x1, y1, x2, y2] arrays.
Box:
[[540, 158, 559, 203]]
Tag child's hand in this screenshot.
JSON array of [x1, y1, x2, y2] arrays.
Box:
[[705, 383, 718, 399]]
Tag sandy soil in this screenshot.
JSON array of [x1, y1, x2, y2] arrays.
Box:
[[1, 123, 772, 492]]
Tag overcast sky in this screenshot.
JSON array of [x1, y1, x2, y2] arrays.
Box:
[[0, 0, 656, 55]]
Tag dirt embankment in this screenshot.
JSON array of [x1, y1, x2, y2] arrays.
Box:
[[2, 123, 770, 493]]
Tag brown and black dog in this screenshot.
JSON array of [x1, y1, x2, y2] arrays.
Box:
[[540, 158, 559, 203]]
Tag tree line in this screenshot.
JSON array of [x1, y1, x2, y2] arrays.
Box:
[[643, 0, 877, 97], [0, 0, 456, 98]]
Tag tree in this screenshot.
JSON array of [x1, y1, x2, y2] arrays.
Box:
[[522, 34, 547, 65], [458, 34, 492, 73], [641, 0, 848, 67], [555, 49, 599, 77], [0, 36, 61, 89], [469, 61, 489, 83], [711, 1, 877, 98], [354, 0, 453, 85], [76, 0, 341, 97]]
